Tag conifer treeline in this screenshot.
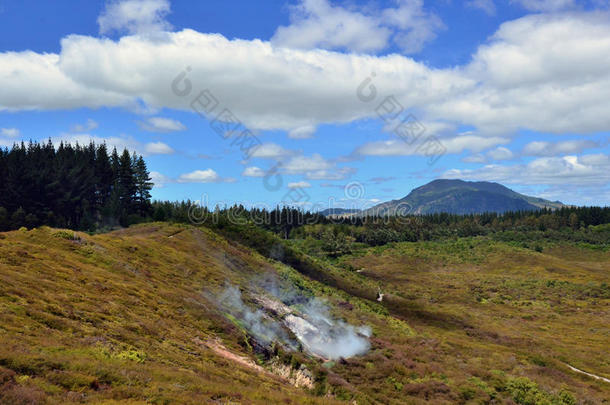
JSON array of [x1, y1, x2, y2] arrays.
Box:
[[0, 140, 153, 231], [150, 202, 610, 246]]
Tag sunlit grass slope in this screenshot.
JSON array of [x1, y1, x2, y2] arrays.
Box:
[[0, 223, 608, 404], [0, 224, 347, 404]]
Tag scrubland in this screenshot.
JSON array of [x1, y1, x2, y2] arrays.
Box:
[[0, 223, 608, 404]]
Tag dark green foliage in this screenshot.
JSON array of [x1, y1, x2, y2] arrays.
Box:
[[0, 140, 153, 231], [362, 179, 565, 215], [149, 199, 610, 251]]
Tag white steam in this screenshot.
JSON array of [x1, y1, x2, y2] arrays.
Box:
[[284, 298, 371, 359], [213, 281, 371, 360], [216, 285, 296, 349]]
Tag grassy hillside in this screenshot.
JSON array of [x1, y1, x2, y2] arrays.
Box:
[[0, 224, 345, 404], [0, 223, 608, 404]]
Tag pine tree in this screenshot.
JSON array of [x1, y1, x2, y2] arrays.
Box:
[[95, 143, 113, 210], [0, 141, 155, 230], [118, 149, 137, 216], [134, 155, 153, 216]]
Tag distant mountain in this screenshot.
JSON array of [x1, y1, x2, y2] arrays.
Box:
[[361, 179, 565, 216], [319, 208, 362, 217]]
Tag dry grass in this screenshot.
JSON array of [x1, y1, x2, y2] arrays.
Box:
[[0, 224, 608, 403]]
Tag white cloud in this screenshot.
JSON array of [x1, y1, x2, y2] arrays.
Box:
[[153, 169, 235, 185], [511, 0, 576, 12], [356, 135, 509, 156], [282, 153, 333, 173], [271, 0, 444, 54], [288, 181, 312, 189], [270, 153, 355, 180], [462, 153, 487, 163], [50, 133, 173, 156], [305, 167, 355, 180], [487, 146, 514, 160], [522, 139, 600, 156], [242, 166, 266, 177], [443, 154, 610, 187], [98, 0, 172, 35], [149, 170, 171, 188], [144, 141, 174, 154], [464, 139, 601, 164], [466, 0, 497, 15], [288, 125, 316, 139], [245, 146, 355, 181], [462, 146, 515, 163], [177, 169, 220, 183], [0, 128, 20, 137], [431, 12, 610, 135], [0, 51, 132, 111], [249, 143, 295, 160], [1, 12, 610, 147], [138, 116, 186, 132], [70, 118, 98, 132]]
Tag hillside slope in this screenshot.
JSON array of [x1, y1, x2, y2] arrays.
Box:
[[0, 223, 608, 404], [363, 179, 564, 216], [0, 224, 350, 404]]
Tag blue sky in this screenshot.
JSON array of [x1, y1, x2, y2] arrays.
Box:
[[1, 0, 609, 209]]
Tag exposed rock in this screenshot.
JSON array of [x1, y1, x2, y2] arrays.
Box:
[[252, 294, 292, 317], [270, 358, 314, 389]]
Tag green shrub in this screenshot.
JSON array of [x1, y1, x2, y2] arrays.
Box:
[[505, 376, 564, 405], [115, 349, 147, 363], [52, 230, 78, 240], [459, 386, 476, 400], [46, 370, 98, 390], [556, 389, 576, 405]]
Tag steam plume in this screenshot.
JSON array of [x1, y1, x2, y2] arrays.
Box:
[[212, 280, 371, 360]]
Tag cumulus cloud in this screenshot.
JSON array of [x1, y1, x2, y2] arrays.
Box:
[[249, 143, 295, 159], [70, 119, 98, 132], [152, 169, 235, 185], [443, 154, 610, 187], [487, 146, 514, 160], [288, 125, 316, 139], [138, 116, 186, 132], [356, 135, 509, 156], [464, 139, 602, 164], [98, 0, 172, 35], [242, 166, 266, 177], [522, 139, 600, 156], [282, 153, 333, 173], [177, 169, 221, 183], [149, 170, 171, 187], [462, 153, 488, 163], [305, 167, 356, 180], [462, 146, 515, 163], [144, 141, 174, 154], [246, 145, 355, 181], [279, 153, 356, 180], [511, 0, 576, 12], [1, 128, 20, 137], [271, 0, 444, 54], [50, 133, 173, 156], [466, 0, 497, 15], [279, 154, 355, 180], [288, 181, 312, 189], [431, 12, 610, 135], [0, 51, 132, 111], [1, 12, 610, 148]]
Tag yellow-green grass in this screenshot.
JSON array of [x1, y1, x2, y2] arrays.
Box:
[[331, 237, 610, 403], [0, 224, 347, 404], [0, 224, 608, 404]]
